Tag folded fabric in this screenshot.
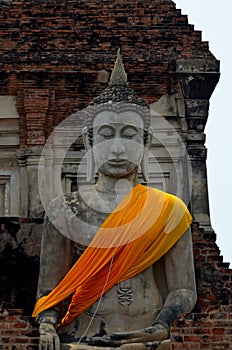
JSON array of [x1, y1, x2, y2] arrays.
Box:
[[32, 184, 192, 326]]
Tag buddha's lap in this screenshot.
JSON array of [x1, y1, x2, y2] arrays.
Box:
[[60, 339, 170, 350]]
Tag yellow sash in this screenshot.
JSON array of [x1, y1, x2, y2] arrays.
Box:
[[32, 184, 192, 326]]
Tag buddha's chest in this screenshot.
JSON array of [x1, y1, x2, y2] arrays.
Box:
[[66, 191, 123, 246]]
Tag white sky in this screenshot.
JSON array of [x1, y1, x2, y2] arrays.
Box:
[[174, 0, 232, 265]]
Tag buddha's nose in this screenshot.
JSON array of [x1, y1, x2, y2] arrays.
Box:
[[111, 138, 126, 155]]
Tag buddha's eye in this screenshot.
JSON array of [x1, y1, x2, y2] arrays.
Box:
[[121, 126, 138, 138], [98, 126, 115, 138]]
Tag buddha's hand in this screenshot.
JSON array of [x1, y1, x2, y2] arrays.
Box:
[[39, 323, 60, 350], [112, 322, 169, 344], [91, 322, 169, 346]]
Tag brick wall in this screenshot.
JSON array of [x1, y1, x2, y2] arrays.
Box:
[[0, 0, 217, 146], [0, 309, 39, 350], [171, 307, 232, 350], [171, 223, 232, 349]]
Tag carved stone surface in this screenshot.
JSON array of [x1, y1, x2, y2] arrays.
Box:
[[117, 281, 133, 306]]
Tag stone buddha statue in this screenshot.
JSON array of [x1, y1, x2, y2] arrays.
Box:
[[33, 51, 197, 350]]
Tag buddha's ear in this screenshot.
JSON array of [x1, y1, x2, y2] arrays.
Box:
[[141, 127, 153, 183], [82, 126, 91, 151], [82, 127, 94, 182], [145, 126, 153, 150]]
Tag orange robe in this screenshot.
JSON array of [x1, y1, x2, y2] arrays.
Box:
[[33, 184, 192, 326]]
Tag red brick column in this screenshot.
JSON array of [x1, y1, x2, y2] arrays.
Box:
[[23, 89, 50, 147]]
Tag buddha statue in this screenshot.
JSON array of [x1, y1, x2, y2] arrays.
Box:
[[33, 50, 197, 350]]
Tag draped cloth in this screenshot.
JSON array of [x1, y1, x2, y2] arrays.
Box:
[[32, 184, 192, 326]]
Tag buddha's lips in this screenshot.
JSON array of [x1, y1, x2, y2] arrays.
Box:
[[107, 159, 128, 166]]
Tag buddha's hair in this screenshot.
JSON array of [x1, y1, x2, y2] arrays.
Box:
[[86, 86, 151, 145], [86, 49, 151, 145]]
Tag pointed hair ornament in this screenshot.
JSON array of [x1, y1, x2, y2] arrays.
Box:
[[109, 49, 128, 87]]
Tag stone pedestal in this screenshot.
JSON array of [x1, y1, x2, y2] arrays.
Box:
[[60, 339, 170, 350]]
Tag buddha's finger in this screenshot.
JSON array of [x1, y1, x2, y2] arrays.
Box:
[[111, 330, 145, 340], [121, 339, 170, 350], [90, 336, 118, 346], [54, 335, 60, 350], [40, 341, 51, 350]]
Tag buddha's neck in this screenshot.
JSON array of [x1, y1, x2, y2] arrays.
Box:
[[95, 172, 139, 197]]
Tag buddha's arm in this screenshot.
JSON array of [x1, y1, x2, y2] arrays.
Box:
[[36, 213, 72, 322], [36, 214, 73, 350], [156, 227, 197, 327], [37, 215, 73, 301]]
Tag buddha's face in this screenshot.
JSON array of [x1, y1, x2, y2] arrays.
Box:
[[92, 110, 145, 178]]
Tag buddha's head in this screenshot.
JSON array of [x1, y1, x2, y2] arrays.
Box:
[[82, 50, 152, 182]]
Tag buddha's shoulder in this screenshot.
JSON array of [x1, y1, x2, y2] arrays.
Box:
[[47, 187, 94, 213]]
